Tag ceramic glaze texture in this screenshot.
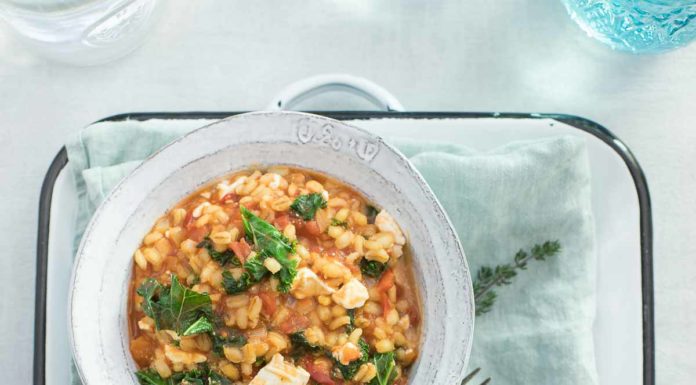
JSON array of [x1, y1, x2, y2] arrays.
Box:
[[69, 111, 474, 384]]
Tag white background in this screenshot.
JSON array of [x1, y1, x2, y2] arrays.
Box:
[[0, 0, 694, 383]]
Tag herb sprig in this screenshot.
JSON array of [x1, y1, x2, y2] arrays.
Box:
[[473, 241, 561, 316]]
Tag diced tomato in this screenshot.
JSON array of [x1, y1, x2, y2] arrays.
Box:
[[187, 226, 208, 243], [302, 358, 338, 385], [376, 268, 395, 292], [220, 192, 238, 203], [230, 239, 251, 262], [183, 209, 194, 229], [278, 313, 310, 334], [381, 291, 392, 316], [274, 214, 290, 230], [258, 291, 277, 316], [303, 220, 321, 236]]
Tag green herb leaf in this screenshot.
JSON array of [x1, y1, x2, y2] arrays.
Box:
[[473, 240, 561, 316], [290, 193, 327, 220], [240, 207, 297, 293], [369, 352, 397, 385], [136, 275, 214, 336], [334, 338, 370, 380], [360, 258, 387, 279], [197, 237, 241, 267]]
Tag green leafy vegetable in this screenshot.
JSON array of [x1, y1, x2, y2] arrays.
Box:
[[474, 240, 561, 316], [240, 207, 297, 293], [136, 370, 168, 385], [369, 352, 397, 385], [222, 245, 274, 294], [211, 329, 247, 356], [289, 331, 324, 357], [360, 258, 387, 279], [136, 275, 214, 336], [330, 218, 348, 228], [135, 367, 232, 385], [334, 338, 370, 380], [365, 205, 379, 224], [290, 193, 327, 220], [197, 237, 240, 267], [346, 309, 356, 333]]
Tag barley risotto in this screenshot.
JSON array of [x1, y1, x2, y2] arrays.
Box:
[[128, 166, 422, 385]]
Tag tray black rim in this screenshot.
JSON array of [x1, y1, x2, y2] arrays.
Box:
[[34, 111, 654, 385]]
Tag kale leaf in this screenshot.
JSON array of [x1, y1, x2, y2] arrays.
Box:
[[135, 370, 168, 385], [368, 352, 397, 385], [334, 338, 370, 380], [135, 366, 231, 385], [136, 275, 214, 337], [360, 258, 387, 279], [196, 237, 241, 267], [211, 329, 247, 356], [290, 193, 327, 220], [240, 207, 297, 293], [222, 250, 270, 294], [346, 309, 356, 333], [289, 331, 324, 357], [365, 205, 379, 224]]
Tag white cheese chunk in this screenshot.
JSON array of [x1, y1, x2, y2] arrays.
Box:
[[249, 353, 310, 385], [375, 210, 406, 245], [332, 278, 369, 309], [291, 267, 335, 299]]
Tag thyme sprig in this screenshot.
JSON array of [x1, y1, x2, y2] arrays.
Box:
[[473, 241, 561, 316]]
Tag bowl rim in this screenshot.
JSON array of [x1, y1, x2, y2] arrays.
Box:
[[69, 111, 474, 384]]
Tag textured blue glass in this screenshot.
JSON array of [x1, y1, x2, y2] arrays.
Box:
[[562, 0, 696, 53]]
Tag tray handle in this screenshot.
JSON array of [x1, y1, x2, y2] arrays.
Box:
[[267, 74, 404, 112]]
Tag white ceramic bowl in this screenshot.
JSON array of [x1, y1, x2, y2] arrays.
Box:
[[69, 111, 474, 384]]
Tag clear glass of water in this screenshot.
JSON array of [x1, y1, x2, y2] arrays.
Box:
[[561, 0, 696, 53], [0, 0, 161, 65]]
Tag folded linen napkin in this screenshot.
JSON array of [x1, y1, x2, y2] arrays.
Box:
[[66, 118, 597, 385]]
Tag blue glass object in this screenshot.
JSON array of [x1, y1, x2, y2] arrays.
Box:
[[561, 0, 696, 53]]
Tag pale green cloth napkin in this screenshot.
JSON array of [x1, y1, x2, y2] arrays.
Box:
[[66, 119, 597, 385]]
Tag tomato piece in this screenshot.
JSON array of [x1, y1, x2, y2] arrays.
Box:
[[220, 192, 238, 203], [303, 220, 321, 236], [278, 313, 310, 334], [302, 358, 337, 385], [381, 291, 392, 316], [376, 268, 395, 292], [258, 291, 277, 316], [274, 213, 290, 230], [187, 226, 208, 243], [230, 239, 252, 262], [183, 209, 194, 229]]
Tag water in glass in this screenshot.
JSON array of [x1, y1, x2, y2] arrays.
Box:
[[0, 0, 160, 65], [561, 0, 696, 53]]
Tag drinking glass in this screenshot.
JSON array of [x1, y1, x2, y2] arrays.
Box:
[[561, 0, 696, 53], [0, 0, 161, 65]]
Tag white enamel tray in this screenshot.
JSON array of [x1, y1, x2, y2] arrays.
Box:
[[34, 76, 653, 385]]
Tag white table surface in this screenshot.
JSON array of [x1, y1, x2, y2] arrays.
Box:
[[0, 1, 694, 383]]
